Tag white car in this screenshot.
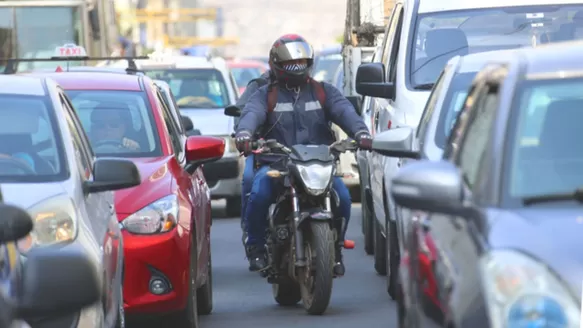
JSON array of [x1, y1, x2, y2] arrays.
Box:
[[356, 0, 583, 299], [110, 54, 244, 216]]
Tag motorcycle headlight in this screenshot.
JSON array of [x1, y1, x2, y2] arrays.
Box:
[[480, 250, 579, 328], [18, 195, 77, 254], [296, 163, 333, 195], [122, 194, 178, 234]]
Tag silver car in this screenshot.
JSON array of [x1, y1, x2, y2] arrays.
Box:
[[368, 50, 512, 300], [0, 75, 141, 328]]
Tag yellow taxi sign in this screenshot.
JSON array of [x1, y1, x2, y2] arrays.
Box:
[[53, 43, 87, 58]]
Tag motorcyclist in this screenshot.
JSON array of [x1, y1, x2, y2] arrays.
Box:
[[235, 69, 274, 249], [235, 34, 372, 276]]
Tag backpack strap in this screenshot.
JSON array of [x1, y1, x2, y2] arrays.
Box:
[[309, 79, 327, 110], [267, 84, 278, 113]]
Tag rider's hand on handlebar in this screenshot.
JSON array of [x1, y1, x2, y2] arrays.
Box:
[[235, 131, 253, 155], [355, 131, 373, 151]]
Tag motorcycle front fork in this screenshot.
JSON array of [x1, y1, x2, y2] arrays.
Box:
[[291, 187, 333, 268]]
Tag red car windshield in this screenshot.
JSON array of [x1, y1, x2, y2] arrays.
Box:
[[66, 90, 163, 158]]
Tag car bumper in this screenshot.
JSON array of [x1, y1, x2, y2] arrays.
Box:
[[122, 228, 190, 315], [205, 153, 243, 198]]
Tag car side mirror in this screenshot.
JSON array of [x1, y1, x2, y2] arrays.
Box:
[[224, 105, 241, 117], [371, 126, 419, 159], [346, 95, 362, 116], [391, 160, 474, 217], [17, 248, 101, 318], [181, 115, 194, 131], [356, 63, 395, 99], [185, 136, 225, 174], [0, 204, 33, 243], [85, 158, 142, 193]]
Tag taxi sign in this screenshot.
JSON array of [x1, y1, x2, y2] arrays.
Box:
[[53, 43, 87, 58]]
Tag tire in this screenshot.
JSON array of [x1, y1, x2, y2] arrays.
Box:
[[196, 246, 213, 315], [114, 282, 125, 328], [299, 221, 335, 315], [362, 189, 374, 255], [272, 277, 301, 306], [397, 276, 406, 328], [225, 197, 241, 218], [387, 220, 399, 299], [373, 218, 387, 275], [173, 241, 199, 328]]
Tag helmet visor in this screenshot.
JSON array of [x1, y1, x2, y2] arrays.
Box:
[[272, 41, 314, 63]]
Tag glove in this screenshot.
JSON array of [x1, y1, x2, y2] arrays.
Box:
[[355, 131, 373, 150], [235, 131, 253, 155]]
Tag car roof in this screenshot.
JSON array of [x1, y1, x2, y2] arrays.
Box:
[[226, 59, 267, 68], [452, 49, 518, 74], [519, 40, 583, 78], [110, 55, 228, 71], [0, 75, 46, 96], [24, 72, 142, 91], [418, 0, 583, 14]]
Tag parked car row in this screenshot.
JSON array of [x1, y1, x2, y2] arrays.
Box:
[[355, 0, 583, 327], [0, 44, 226, 328]]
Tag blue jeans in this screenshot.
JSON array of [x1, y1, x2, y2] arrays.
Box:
[[241, 155, 255, 224], [245, 165, 351, 247]]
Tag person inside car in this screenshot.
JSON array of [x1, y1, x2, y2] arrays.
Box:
[[90, 107, 140, 151], [235, 34, 372, 276]]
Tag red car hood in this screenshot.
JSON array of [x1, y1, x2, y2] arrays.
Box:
[[114, 156, 174, 218]]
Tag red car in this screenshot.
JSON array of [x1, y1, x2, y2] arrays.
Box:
[[226, 59, 268, 94], [28, 70, 223, 326]]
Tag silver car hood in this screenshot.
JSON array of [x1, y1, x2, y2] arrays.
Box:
[[180, 108, 233, 136], [0, 182, 67, 208]]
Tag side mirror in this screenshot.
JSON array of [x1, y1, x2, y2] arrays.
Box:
[[391, 160, 471, 217], [0, 204, 33, 243], [85, 158, 142, 193], [356, 63, 395, 99], [346, 95, 362, 116], [224, 105, 241, 117], [372, 126, 419, 159], [181, 115, 194, 131], [185, 136, 225, 173], [17, 248, 101, 318]]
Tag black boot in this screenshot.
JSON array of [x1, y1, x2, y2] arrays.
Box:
[[247, 245, 267, 272], [334, 245, 345, 277]]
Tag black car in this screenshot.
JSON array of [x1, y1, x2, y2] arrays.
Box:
[[372, 41, 583, 328]]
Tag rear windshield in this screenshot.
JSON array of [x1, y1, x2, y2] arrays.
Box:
[[144, 68, 230, 109], [66, 90, 162, 158]]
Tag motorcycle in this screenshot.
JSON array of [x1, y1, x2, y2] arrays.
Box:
[[249, 138, 358, 315]]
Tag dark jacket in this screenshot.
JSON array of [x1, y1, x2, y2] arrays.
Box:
[[236, 81, 368, 160], [234, 70, 272, 129]]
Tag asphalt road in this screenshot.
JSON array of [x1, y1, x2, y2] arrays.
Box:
[[134, 202, 397, 328]]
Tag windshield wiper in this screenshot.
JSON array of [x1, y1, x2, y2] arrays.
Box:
[[522, 188, 583, 205], [414, 83, 435, 90]]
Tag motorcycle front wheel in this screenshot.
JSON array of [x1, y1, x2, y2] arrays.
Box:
[[299, 221, 335, 315]]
